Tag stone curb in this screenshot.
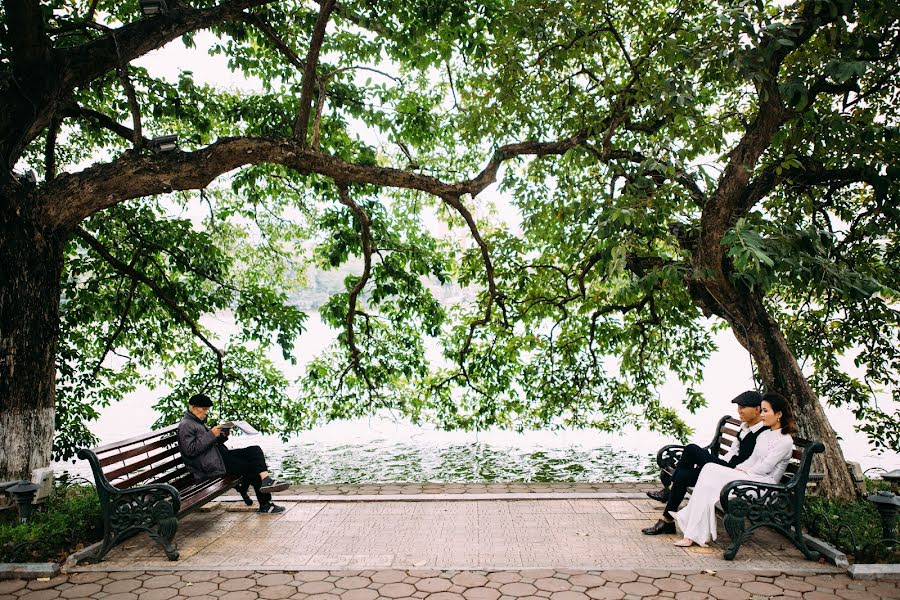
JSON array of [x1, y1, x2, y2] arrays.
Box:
[[59, 541, 103, 573], [66, 563, 844, 574], [217, 492, 650, 502], [0, 563, 59, 580], [849, 564, 900, 580], [803, 533, 850, 568]]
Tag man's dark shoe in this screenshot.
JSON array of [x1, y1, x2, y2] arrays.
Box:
[[235, 482, 253, 506], [258, 502, 286, 514], [646, 489, 670, 503], [259, 476, 289, 494], [641, 519, 676, 535]]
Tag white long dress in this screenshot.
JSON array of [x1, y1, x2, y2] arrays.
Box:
[[670, 428, 795, 546]]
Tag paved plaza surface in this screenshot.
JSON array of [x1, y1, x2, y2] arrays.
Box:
[[8, 484, 896, 600], [73, 496, 836, 571], [2, 568, 898, 600]]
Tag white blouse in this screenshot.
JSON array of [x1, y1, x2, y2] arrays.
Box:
[[736, 428, 795, 483]]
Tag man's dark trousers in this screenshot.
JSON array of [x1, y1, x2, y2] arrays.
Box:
[[220, 445, 272, 504], [663, 443, 730, 518]]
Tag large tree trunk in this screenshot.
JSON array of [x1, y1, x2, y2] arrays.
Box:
[[691, 281, 859, 502], [0, 192, 65, 481]]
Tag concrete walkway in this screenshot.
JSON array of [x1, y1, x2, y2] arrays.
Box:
[[73, 495, 838, 572], [3, 484, 899, 600]]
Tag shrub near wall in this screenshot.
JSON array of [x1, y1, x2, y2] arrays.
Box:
[[0, 481, 102, 563], [805, 479, 899, 564]]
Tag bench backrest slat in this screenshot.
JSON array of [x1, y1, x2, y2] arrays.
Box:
[[104, 446, 180, 481], [113, 455, 184, 489], [90, 424, 179, 455], [712, 417, 810, 485], [99, 436, 177, 467]]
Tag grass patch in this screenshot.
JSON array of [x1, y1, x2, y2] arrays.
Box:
[[0, 479, 102, 563], [805, 478, 899, 564]]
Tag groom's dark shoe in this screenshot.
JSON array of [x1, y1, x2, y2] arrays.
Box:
[[642, 519, 676, 535], [646, 489, 670, 503]]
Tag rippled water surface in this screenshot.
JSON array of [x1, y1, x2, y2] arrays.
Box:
[[270, 439, 657, 484]]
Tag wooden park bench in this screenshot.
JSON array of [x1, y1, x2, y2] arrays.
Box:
[[655, 415, 825, 560], [78, 425, 241, 562]]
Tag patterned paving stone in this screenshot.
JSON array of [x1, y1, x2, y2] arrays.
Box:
[[488, 574, 521, 584], [218, 592, 258, 600], [774, 578, 815, 593], [257, 585, 297, 599], [453, 574, 490, 588], [568, 576, 605, 589], [143, 575, 182, 589], [654, 579, 691, 593], [104, 579, 143, 594], [179, 581, 219, 597], [463, 587, 502, 600], [584, 586, 625, 600], [548, 591, 589, 600], [0, 581, 26, 594], [336, 577, 370, 590], [340, 588, 379, 600], [372, 572, 409, 584], [298, 581, 336, 594], [707, 586, 749, 600], [256, 574, 294, 587], [220, 578, 256, 591], [416, 578, 453, 593], [17, 591, 61, 600], [137, 588, 177, 600], [741, 581, 783, 596], [619, 582, 659, 597], [533, 579, 570, 592], [600, 572, 638, 584], [499, 583, 538, 597], [59, 583, 103, 598], [379, 583, 417, 598]]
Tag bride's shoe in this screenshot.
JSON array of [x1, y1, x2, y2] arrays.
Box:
[[674, 538, 695, 547]]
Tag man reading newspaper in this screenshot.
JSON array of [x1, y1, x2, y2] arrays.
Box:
[[177, 393, 290, 513]]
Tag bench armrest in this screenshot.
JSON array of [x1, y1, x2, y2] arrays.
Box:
[[719, 479, 792, 513], [656, 444, 685, 470], [77, 447, 182, 513]]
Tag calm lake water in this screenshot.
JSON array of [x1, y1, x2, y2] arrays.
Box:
[[55, 313, 898, 484]]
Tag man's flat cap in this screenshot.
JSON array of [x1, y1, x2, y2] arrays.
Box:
[[189, 393, 213, 407], [731, 390, 762, 407]]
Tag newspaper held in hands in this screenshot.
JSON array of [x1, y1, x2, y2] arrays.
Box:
[[218, 420, 260, 435]]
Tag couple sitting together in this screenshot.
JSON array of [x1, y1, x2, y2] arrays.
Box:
[[177, 393, 291, 513], [642, 390, 798, 547]]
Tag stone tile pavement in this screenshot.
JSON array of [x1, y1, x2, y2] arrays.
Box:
[[72, 498, 840, 571], [1, 568, 897, 600]]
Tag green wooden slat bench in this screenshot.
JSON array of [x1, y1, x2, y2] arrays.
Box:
[[655, 414, 825, 560], [78, 425, 240, 562]]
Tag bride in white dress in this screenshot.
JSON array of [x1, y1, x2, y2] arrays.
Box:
[[669, 392, 797, 547]]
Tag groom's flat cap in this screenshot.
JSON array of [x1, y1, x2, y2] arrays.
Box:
[[731, 390, 762, 407], [189, 393, 213, 407]]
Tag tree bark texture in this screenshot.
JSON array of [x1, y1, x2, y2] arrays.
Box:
[[0, 192, 65, 480]]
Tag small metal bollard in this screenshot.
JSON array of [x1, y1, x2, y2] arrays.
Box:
[[867, 490, 900, 548], [6, 481, 40, 523]]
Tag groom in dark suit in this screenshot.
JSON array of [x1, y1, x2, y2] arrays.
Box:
[[641, 390, 767, 535]]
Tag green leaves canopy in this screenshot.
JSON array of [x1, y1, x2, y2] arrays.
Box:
[[8, 0, 896, 457]]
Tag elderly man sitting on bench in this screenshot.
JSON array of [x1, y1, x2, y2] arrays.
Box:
[[641, 390, 766, 535], [177, 393, 290, 514]]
